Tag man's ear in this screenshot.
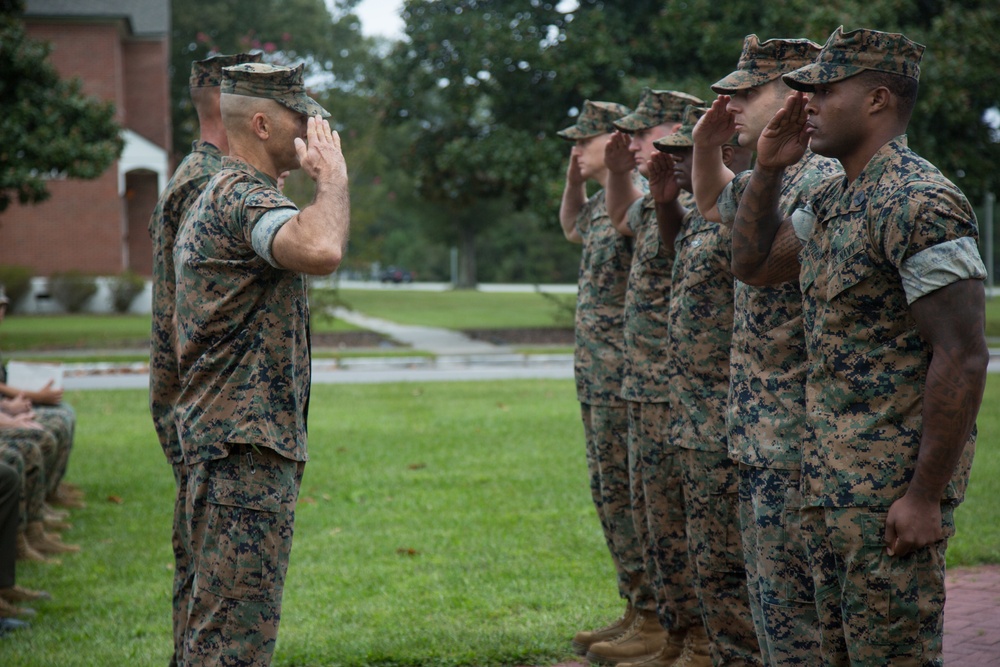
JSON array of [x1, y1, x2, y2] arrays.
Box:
[[721, 144, 735, 168], [870, 86, 891, 115], [251, 112, 270, 140]]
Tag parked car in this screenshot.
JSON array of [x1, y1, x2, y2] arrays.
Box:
[[380, 266, 413, 283]]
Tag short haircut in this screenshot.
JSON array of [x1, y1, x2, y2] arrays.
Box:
[[857, 69, 919, 120]]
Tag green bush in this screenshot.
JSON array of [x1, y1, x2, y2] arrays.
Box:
[[48, 271, 98, 313], [0, 264, 33, 309], [107, 270, 146, 313]]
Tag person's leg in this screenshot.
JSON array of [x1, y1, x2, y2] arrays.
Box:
[[738, 465, 820, 666], [584, 402, 670, 664], [170, 461, 192, 667], [681, 448, 761, 667], [33, 405, 76, 500], [183, 444, 304, 667], [574, 403, 651, 658], [834, 506, 951, 666], [0, 463, 20, 590]]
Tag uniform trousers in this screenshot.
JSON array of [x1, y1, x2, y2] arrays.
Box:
[[183, 443, 304, 667]]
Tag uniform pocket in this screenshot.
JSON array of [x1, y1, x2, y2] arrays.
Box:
[[202, 478, 282, 601]]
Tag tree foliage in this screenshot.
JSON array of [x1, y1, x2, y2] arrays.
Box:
[[169, 0, 371, 155], [0, 0, 124, 213], [164, 0, 999, 285]]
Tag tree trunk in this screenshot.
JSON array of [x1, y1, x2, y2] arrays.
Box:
[[457, 225, 477, 289]]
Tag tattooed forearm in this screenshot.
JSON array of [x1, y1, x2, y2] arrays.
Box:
[[732, 164, 792, 284]]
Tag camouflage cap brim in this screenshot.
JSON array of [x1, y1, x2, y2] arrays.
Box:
[[710, 68, 779, 93], [782, 26, 924, 92], [278, 94, 331, 118], [557, 100, 631, 140], [613, 111, 662, 132], [653, 130, 694, 150]]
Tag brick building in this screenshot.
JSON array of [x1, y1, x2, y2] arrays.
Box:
[[0, 0, 171, 291]]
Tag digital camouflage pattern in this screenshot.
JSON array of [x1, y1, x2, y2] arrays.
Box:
[[680, 448, 761, 667], [803, 505, 953, 665], [654, 105, 731, 150], [32, 404, 74, 496], [664, 209, 733, 452], [717, 150, 840, 665], [581, 403, 647, 606], [573, 189, 632, 407], [621, 196, 673, 402], [627, 401, 701, 629], [613, 88, 704, 132], [798, 136, 983, 508], [556, 100, 631, 140], [222, 62, 330, 118], [711, 35, 822, 93], [665, 210, 759, 663], [189, 52, 261, 88], [174, 156, 311, 466], [184, 444, 303, 667], [719, 151, 842, 470], [572, 185, 647, 605], [150, 141, 224, 465], [783, 26, 924, 92], [0, 428, 50, 526], [149, 139, 226, 667], [739, 466, 819, 666]]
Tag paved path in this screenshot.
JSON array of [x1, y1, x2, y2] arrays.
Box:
[[332, 307, 511, 355]]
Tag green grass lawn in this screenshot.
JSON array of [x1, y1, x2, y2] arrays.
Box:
[[0, 313, 362, 355], [337, 289, 576, 330], [4, 376, 999, 666]]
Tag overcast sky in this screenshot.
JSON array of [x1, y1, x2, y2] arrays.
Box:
[[350, 0, 405, 39]]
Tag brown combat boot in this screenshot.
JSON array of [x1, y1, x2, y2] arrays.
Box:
[[27, 521, 81, 555], [616, 627, 686, 667], [16, 532, 59, 565], [585, 609, 668, 664], [572, 603, 639, 655], [670, 624, 712, 667]]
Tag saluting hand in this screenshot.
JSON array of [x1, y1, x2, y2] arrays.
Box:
[[603, 131, 635, 174], [693, 96, 737, 148], [565, 152, 585, 188], [294, 116, 348, 186], [755, 91, 809, 169], [648, 152, 681, 204]]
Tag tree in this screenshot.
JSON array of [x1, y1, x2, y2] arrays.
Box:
[[0, 0, 124, 213], [169, 0, 371, 156]]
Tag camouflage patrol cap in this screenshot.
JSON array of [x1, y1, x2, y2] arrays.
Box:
[[711, 35, 822, 93], [221, 62, 330, 118], [557, 100, 631, 140], [653, 106, 708, 151], [189, 53, 262, 88], [783, 26, 925, 92], [613, 89, 705, 132]]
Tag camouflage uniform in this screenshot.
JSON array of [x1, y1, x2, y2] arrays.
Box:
[[615, 90, 704, 636], [665, 205, 761, 666], [557, 100, 651, 612], [174, 62, 328, 667], [0, 428, 51, 529], [0, 461, 18, 590], [655, 108, 761, 665], [782, 28, 988, 666], [148, 52, 260, 667], [0, 354, 75, 502], [711, 35, 840, 666]]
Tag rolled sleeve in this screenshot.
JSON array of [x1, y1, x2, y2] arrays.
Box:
[[900, 236, 987, 304], [251, 207, 298, 268]]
